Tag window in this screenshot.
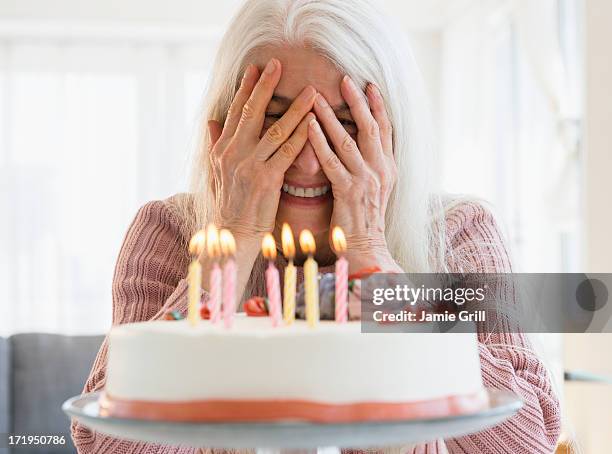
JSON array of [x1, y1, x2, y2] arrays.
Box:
[[1, 33, 216, 335]]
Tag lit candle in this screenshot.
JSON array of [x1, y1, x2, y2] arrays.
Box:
[[332, 226, 348, 323], [187, 230, 206, 326], [282, 223, 297, 324], [299, 229, 319, 328], [262, 233, 282, 327], [219, 229, 237, 329], [206, 224, 222, 324]]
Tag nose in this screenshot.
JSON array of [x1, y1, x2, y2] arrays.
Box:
[[290, 139, 322, 176]]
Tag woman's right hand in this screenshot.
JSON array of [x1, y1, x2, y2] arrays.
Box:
[[207, 58, 316, 244]]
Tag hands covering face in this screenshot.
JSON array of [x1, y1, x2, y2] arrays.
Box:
[[207, 58, 316, 240], [208, 58, 399, 270], [308, 76, 398, 267]]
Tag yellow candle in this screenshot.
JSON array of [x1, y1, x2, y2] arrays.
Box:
[[282, 223, 296, 324], [299, 229, 319, 328], [187, 230, 206, 326]]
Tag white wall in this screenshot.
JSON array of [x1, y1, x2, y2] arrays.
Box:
[[405, 31, 442, 131], [0, 0, 444, 127], [583, 0, 612, 274], [0, 0, 472, 30], [563, 1, 612, 452], [0, 0, 241, 28]]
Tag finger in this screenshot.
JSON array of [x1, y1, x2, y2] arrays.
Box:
[[307, 117, 352, 186], [267, 112, 315, 172], [366, 83, 393, 155], [236, 58, 282, 139], [340, 76, 381, 162], [313, 93, 365, 175], [221, 64, 259, 141], [255, 85, 316, 161], [208, 120, 223, 151]]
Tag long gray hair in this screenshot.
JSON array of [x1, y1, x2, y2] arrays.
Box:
[[179, 0, 452, 299]]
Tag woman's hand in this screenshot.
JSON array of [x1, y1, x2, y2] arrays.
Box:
[[206, 58, 316, 296], [308, 76, 401, 272], [208, 59, 316, 240]]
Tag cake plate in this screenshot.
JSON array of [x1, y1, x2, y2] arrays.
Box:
[[63, 389, 521, 451]]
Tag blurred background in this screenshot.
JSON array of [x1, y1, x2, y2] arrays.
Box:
[[0, 0, 610, 452]]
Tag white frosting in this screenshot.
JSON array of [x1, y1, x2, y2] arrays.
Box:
[[106, 315, 483, 403]]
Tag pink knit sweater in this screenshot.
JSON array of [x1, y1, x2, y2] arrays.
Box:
[[71, 195, 561, 453]]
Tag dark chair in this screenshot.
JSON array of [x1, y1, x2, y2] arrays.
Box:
[[0, 333, 104, 454]]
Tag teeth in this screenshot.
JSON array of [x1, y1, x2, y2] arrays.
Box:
[[282, 184, 330, 198]]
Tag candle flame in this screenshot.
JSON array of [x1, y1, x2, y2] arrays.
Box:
[[299, 229, 316, 255], [262, 233, 277, 260], [188, 230, 206, 257], [219, 229, 236, 256], [206, 224, 220, 258], [332, 226, 347, 254], [281, 223, 295, 259]]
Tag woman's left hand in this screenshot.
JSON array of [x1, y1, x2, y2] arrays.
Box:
[[308, 76, 402, 272]]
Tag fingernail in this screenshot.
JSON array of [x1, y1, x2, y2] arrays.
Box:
[[264, 59, 277, 75], [368, 83, 381, 98], [309, 118, 320, 131], [242, 65, 252, 81], [344, 75, 357, 90], [300, 86, 316, 101], [315, 93, 327, 107]]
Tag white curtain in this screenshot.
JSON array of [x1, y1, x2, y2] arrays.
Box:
[[439, 0, 521, 241], [0, 33, 216, 335], [438, 0, 583, 395], [513, 0, 582, 267], [439, 0, 582, 273]]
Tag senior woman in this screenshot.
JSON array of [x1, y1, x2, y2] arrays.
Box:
[[71, 0, 561, 453]]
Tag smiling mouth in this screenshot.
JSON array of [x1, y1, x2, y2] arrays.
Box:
[[282, 183, 330, 198]]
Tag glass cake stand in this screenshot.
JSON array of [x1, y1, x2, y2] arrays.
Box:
[[63, 389, 521, 453]]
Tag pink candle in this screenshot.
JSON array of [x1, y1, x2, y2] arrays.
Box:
[[335, 256, 348, 323], [209, 263, 222, 323], [220, 229, 237, 328], [222, 258, 237, 327], [266, 262, 282, 326], [262, 233, 282, 327], [207, 224, 222, 324], [332, 227, 348, 323]]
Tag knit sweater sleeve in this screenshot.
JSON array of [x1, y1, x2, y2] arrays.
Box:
[[442, 201, 561, 453], [70, 199, 198, 454]]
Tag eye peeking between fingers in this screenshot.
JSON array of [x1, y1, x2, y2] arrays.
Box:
[[264, 111, 357, 137], [263, 112, 284, 130], [337, 117, 357, 136]]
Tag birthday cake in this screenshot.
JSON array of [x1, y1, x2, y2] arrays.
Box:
[[100, 226, 487, 422], [100, 315, 487, 422]]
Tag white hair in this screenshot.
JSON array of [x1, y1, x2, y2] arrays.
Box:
[[181, 0, 452, 298]]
